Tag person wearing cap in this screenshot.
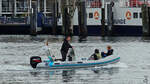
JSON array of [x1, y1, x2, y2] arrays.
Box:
[[101, 45, 114, 58], [89, 49, 102, 60], [106, 45, 113, 56]]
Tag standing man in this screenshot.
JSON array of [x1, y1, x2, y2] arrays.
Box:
[[61, 36, 72, 61]]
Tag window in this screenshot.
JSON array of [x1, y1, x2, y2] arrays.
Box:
[[2, 0, 13, 12], [16, 0, 28, 12], [89, 13, 93, 18], [133, 12, 138, 18], [140, 13, 142, 18]]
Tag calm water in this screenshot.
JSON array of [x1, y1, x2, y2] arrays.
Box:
[[0, 35, 150, 84]]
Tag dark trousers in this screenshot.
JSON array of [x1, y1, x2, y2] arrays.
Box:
[[68, 56, 72, 61], [101, 52, 107, 58], [61, 51, 67, 61]]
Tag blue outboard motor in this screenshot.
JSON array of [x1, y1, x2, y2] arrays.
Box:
[[30, 56, 42, 68]]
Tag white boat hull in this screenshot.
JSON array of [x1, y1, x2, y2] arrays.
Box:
[[36, 55, 120, 69]]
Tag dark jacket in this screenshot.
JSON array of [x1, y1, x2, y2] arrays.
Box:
[[61, 39, 72, 53], [106, 49, 113, 56]]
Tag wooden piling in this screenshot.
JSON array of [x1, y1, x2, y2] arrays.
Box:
[[61, 0, 70, 36], [148, 7, 150, 35], [101, 8, 105, 37], [107, 3, 113, 36], [142, 4, 150, 36], [78, 1, 87, 41], [52, 0, 57, 35], [30, 2, 37, 36], [61, 0, 66, 35]]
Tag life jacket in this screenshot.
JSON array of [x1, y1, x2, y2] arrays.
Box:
[[94, 53, 102, 60], [96, 53, 102, 59]]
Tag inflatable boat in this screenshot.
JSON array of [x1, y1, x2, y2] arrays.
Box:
[[30, 55, 120, 69]]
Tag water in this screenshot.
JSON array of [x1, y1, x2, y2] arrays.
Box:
[[0, 35, 150, 84]]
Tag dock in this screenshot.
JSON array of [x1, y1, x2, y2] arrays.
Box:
[[0, 0, 149, 36]]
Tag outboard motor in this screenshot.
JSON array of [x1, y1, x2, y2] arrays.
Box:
[[30, 56, 42, 68]]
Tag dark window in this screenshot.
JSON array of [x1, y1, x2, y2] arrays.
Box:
[[89, 13, 93, 18], [133, 12, 138, 18], [140, 13, 142, 18], [2, 0, 13, 12]]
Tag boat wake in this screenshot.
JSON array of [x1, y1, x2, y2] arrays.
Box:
[[94, 62, 128, 69], [0, 64, 33, 72], [0, 62, 126, 72]]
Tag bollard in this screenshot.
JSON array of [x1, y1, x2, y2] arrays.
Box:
[[107, 3, 113, 36], [142, 4, 150, 36], [30, 2, 37, 36], [101, 8, 105, 37], [78, 1, 87, 41]]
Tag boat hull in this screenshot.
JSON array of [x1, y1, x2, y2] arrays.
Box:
[[36, 55, 120, 69]]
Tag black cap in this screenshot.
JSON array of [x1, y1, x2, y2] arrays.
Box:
[[95, 49, 99, 53]]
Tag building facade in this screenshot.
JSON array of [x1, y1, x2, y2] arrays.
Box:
[[0, 0, 54, 17]]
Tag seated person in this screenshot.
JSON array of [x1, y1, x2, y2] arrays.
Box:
[[101, 45, 114, 58], [106, 45, 113, 56], [89, 49, 102, 60]]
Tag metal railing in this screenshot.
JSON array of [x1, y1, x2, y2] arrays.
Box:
[[0, 16, 53, 25], [2, 7, 13, 12], [16, 7, 28, 12], [0, 17, 28, 24]]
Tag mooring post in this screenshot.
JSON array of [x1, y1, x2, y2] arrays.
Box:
[[64, 7, 69, 36], [30, 2, 37, 36], [148, 7, 150, 35], [78, 1, 87, 41], [61, 0, 67, 36], [52, 0, 57, 35], [0, 0, 2, 16], [107, 2, 113, 36], [142, 4, 150, 36], [101, 0, 105, 37], [101, 8, 105, 37]]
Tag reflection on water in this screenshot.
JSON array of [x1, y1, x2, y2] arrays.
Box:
[[92, 67, 119, 76], [28, 67, 119, 83], [62, 70, 75, 82]]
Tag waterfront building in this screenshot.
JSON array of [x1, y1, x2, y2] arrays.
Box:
[[0, 0, 55, 17]]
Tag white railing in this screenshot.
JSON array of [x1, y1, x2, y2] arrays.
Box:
[[16, 7, 28, 12], [126, 1, 150, 7], [86, 0, 102, 8]]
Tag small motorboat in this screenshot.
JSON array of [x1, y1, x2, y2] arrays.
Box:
[[30, 47, 120, 69], [30, 55, 120, 69]]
